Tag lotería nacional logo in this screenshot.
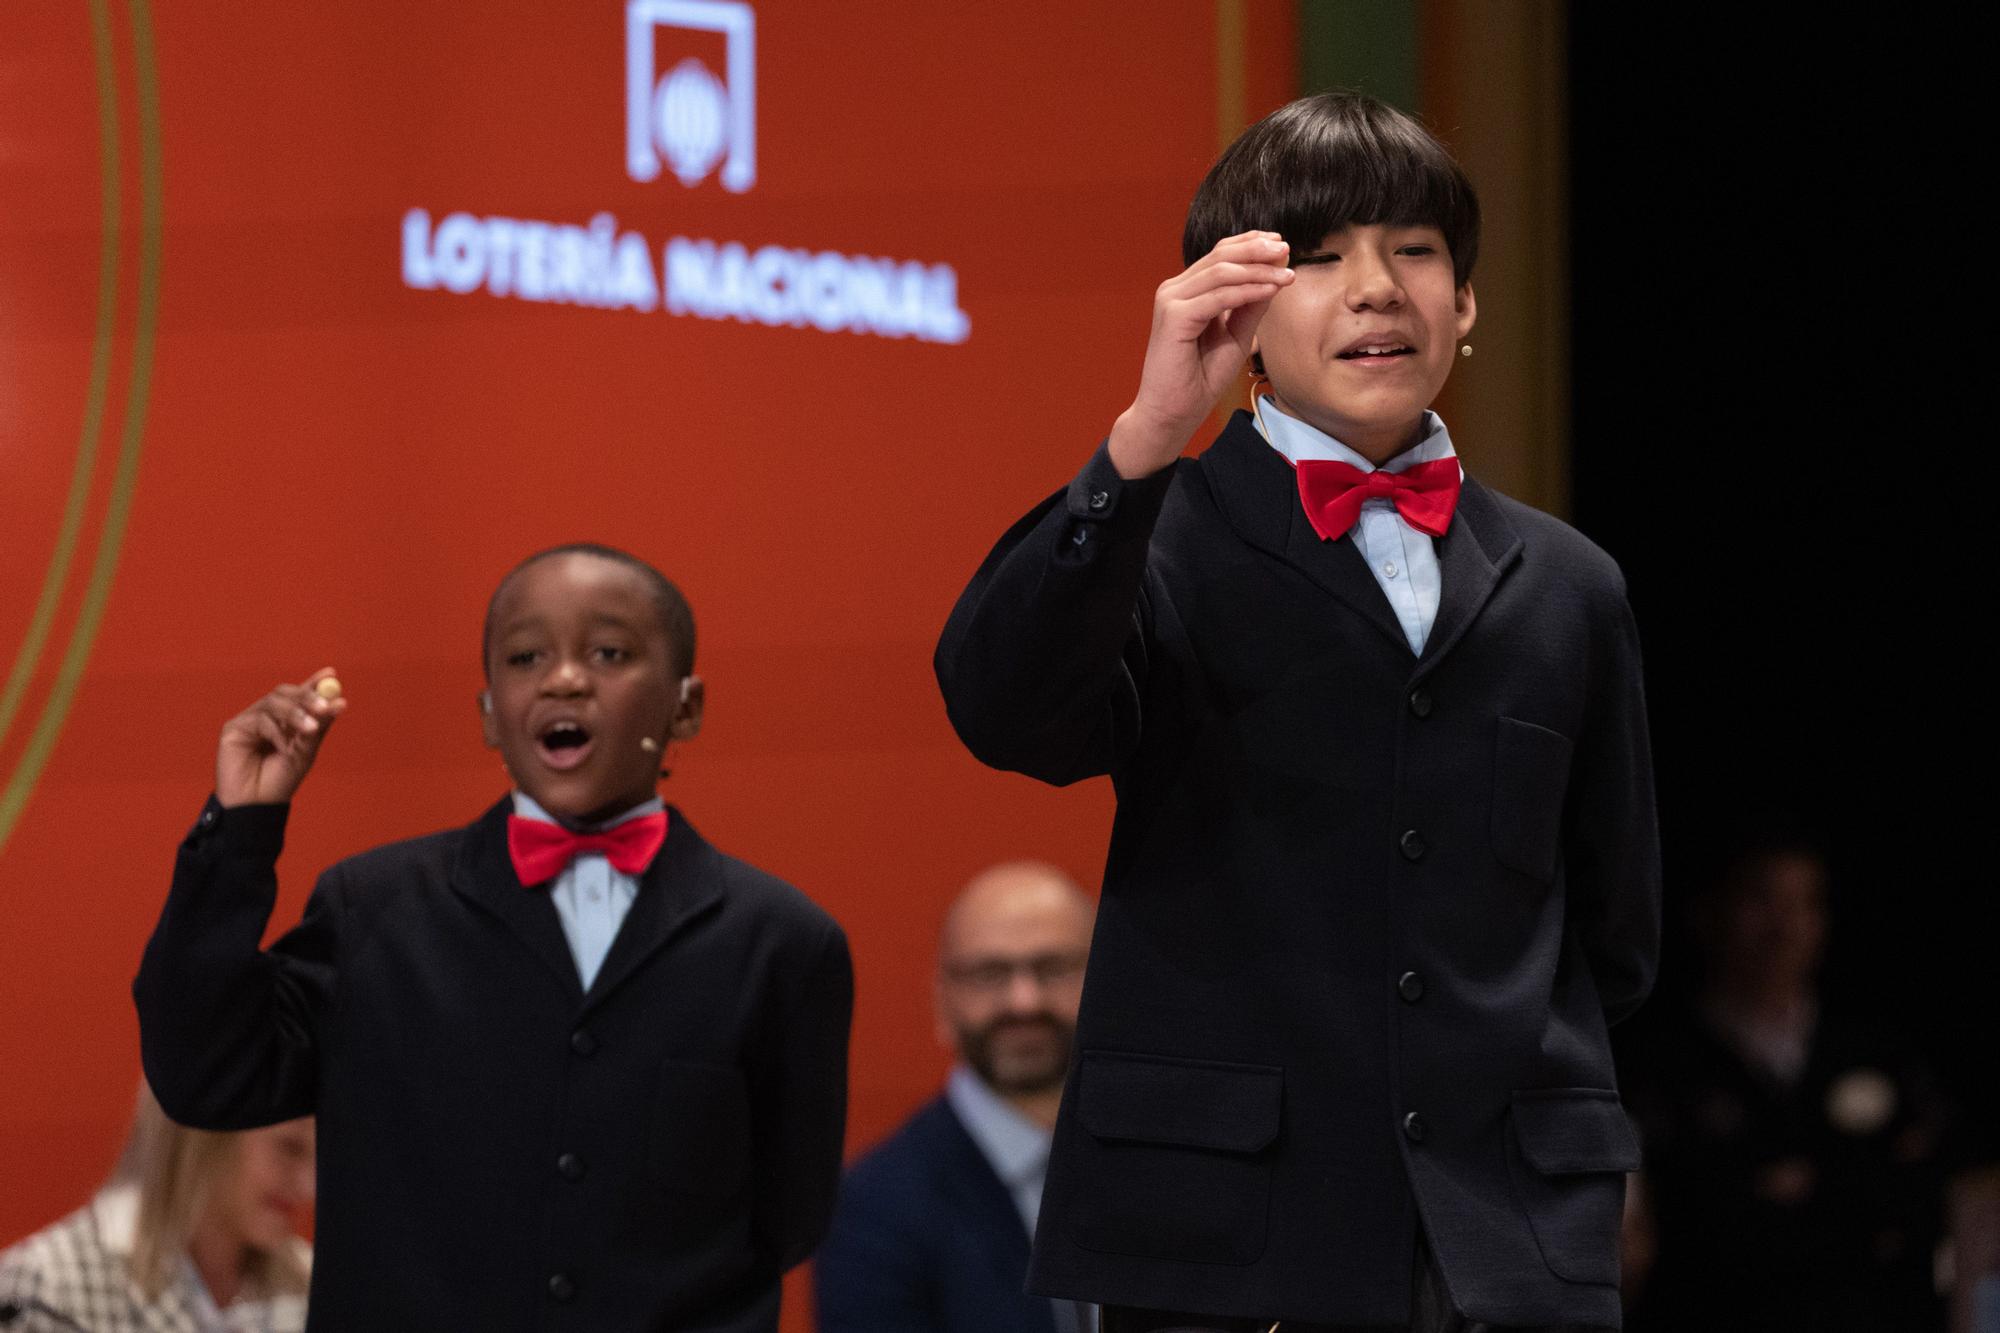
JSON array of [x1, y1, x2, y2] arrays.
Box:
[[626, 0, 755, 192], [398, 1, 968, 344]]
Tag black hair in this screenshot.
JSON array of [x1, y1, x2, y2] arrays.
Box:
[[481, 543, 696, 680], [1182, 91, 1481, 287]]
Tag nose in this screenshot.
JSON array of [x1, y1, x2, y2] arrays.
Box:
[[1345, 245, 1404, 312], [542, 655, 589, 695], [1002, 968, 1044, 1013]]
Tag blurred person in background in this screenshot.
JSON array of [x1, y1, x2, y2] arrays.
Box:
[[1618, 835, 1959, 1331], [0, 1084, 313, 1333], [815, 861, 1096, 1333]]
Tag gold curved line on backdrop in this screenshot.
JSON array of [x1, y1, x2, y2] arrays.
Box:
[[0, 0, 124, 761], [0, 0, 159, 853]]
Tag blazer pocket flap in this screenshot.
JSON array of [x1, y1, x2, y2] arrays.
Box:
[[1512, 1089, 1640, 1174], [1078, 1051, 1281, 1154]]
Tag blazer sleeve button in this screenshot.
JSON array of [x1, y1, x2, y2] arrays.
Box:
[[547, 1273, 576, 1302], [1399, 829, 1427, 861]]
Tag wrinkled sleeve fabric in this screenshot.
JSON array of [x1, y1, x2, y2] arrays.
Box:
[[935, 442, 1177, 787], [134, 797, 336, 1130], [1566, 583, 1661, 1027]]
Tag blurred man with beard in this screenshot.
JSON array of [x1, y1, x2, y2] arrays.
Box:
[[814, 863, 1095, 1333]]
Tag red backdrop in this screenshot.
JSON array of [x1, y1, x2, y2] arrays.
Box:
[[0, 2, 1294, 1323]]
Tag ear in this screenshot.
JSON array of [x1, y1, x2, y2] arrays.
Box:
[[1454, 281, 1478, 341], [668, 675, 705, 741], [477, 690, 498, 748]]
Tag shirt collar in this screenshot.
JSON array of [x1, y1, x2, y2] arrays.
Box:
[[944, 1065, 1050, 1189], [511, 791, 664, 833], [1252, 394, 1458, 475]]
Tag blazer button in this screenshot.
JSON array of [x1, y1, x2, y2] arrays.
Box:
[[1398, 971, 1425, 1002], [1400, 829, 1427, 861], [1408, 688, 1433, 719], [546, 1273, 576, 1303], [556, 1152, 586, 1181], [569, 1029, 598, 1058], [1403, 1111, 1428, 1143]]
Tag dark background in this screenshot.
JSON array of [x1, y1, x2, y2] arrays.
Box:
[[1567, 13, 1990, 1129]]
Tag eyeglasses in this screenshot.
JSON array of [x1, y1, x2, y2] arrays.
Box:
[[942, 951, 1088, 993]]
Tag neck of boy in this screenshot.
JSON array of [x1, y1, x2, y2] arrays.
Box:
[[1268, 394, 1430, 467]]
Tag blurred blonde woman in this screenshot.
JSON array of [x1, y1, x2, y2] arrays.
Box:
[[0, 1084, 313, 1332]]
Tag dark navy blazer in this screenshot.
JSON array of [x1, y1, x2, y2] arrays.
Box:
[[814, 1096, 1059, 1333], [936, 414, 1661, 1328], [136, 798, 852, 1333]]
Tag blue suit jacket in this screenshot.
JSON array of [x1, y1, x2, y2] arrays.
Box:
[[814, 1095, 1059, 1333]]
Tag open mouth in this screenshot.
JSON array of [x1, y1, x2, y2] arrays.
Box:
[[1338, 342, 1415, 361], [536, 721, 595, 770]]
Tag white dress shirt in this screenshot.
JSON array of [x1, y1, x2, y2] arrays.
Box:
[[511, 792, 663, 991], [1252, 395, 1459, 655]]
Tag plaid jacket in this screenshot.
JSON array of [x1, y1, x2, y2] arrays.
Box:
[[0, 1186, 308, 1333]]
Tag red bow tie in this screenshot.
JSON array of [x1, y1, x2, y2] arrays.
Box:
[[1295, 456, 1462, 541], [507, 811, 668, 886]]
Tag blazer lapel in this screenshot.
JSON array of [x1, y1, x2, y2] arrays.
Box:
[[579, 805, 725, 1016], [450, 799, 582, 997], [1415, 476, 1523, 679], [1201, 411, 1414, 657]]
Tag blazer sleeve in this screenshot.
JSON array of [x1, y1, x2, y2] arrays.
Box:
[[748, 915, 854, 1270], [934, 442, 1177, 786], [133, 797, 336, 1130], [1565, 583, 1662, 1027]]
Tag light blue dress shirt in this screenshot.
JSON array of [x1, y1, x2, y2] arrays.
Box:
[[944, 1064, 1053, 1235], [945, 1066, 1091, 1333], [1252, 395, 1459, 655], [511, 791, 663, 991]]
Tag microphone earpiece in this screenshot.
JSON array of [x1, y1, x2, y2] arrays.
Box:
[[640, 737, 660, 753]]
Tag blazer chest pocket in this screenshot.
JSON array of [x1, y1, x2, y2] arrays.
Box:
[[1492, 717, 1574, 882], [648, 1059, 752, 1201], [1505, 1089, 1641, 1286], [1067, 1050, 1281, 1267]]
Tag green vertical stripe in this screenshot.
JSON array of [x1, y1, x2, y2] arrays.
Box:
[[1298, 0, 1419, 112]]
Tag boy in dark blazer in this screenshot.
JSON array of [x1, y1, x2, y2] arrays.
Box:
[[135, 544, 853, 1333], [935, 94, 1660, 1332]]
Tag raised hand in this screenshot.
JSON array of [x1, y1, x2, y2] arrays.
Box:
[[1107, 231, 1292, 479], [215, 668, 348, 808]]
